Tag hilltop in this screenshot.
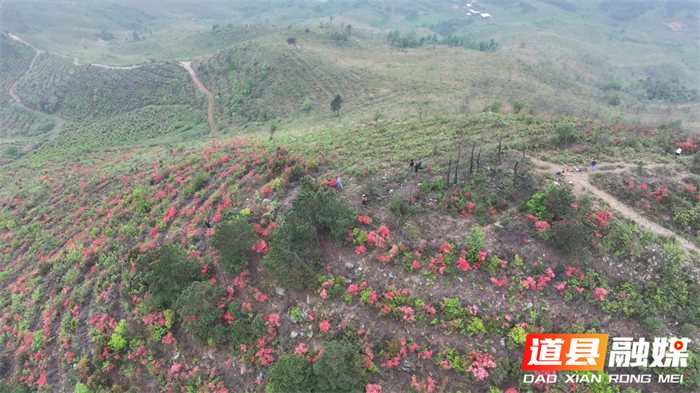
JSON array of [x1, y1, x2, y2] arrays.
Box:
[[1, 21, 698, 165]]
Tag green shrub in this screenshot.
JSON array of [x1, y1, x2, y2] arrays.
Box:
[[508, 326, 528, 347], [526, 183, 575, 221], [681, 323, 698, 336], [556, 122, 577, 144], [108, 320, 128, 352], [74, 383, 92, 393], [266, 355, 315, 393], [163, 309, 175, 329], [642, 316, 665, 332], [480, 255, 501, 275], [190, 171, 209, 191]]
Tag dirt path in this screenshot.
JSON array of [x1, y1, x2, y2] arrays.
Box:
[[8, 34, 141, 70], [180, 61, 216, 134], [528, 156, 700, 258]]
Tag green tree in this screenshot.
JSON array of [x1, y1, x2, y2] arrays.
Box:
[[287, 37, 297, 48], [213, 301, 255, 345], [176, 282, 226, 344], [330, 95, 343, 116], [267, 355, 315, 393], [313, 341, 366, 393], [301, 97, 312, 112], [269, 121, 278, 140], [512, 101, 525, 114], [142, 245, 205, 309], [525, 183, 576, 222], [132, 31, 140, 41], [210, 216, 256, 275], [263, 176, 355, 289], [4, 145, 20, 157]]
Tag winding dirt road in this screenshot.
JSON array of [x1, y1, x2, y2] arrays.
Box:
[[8, 34, 141, 70], [528, 156, 700, 258], [180, 61, 216, 134], [6, 34, 65, 140]]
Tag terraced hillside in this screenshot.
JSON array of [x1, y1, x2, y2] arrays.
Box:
[[12, 55, 199, 122], [0, 33, 35, 105]]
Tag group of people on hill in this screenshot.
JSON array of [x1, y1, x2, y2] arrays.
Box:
[[359, 159, 424, 207], [409, 159, 423, 172]]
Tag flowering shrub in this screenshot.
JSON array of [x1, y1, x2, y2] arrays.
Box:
[[319, 320, 331, 333], [410, 376, 437, 393], [676, 138, 697, 152], [466, 351, 497, 381], [357, 215, 371, 225], [252, 239, 269, 254], [594, 287, 608, 301]]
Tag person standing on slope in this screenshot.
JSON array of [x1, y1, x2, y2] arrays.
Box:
[[590, 159, 597, 171]]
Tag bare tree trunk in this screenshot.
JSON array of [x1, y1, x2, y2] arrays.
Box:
[[446, 155, 453, 187], [469, 142, 476, 175], [497, 134, 503, 162], [454, 143, 462, 184], [476, 144, 482, 172], [513, 161, 519, 187]]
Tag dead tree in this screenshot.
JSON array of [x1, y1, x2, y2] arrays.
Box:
[[476, 143, 482, 172], [469, 142, 477, 175], [497, 134, 503, 162], [454, 143, 462, 184], [446, 155, 453, 187]]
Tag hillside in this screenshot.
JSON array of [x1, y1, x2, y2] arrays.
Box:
[[1, 2, 700, 393], [0, 33, 35, 104], [0, 113, 699, 393], [11, 54, 199, 122]]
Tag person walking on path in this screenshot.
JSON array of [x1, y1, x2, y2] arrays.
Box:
[[362, 194, 368, 206], [336, 176, 343, 189], [409, 160, 414, 170], [590, 159, 597, 171], [676, 148, 682, 159]]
